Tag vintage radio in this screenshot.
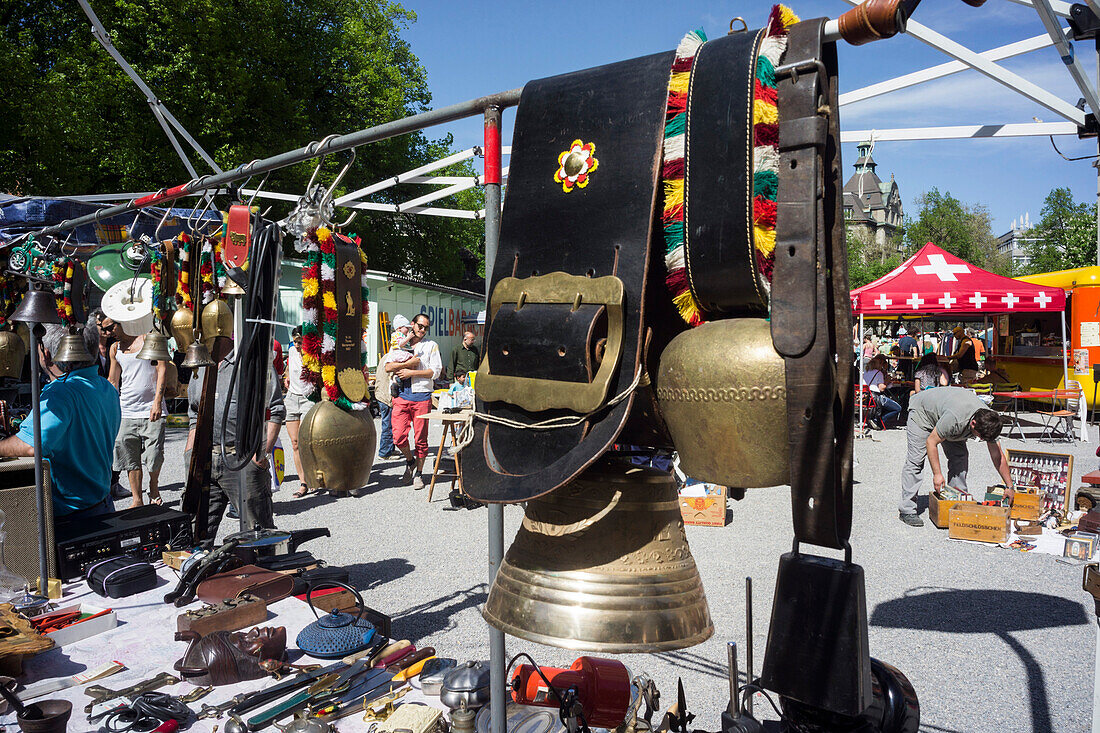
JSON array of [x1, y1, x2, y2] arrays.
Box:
[[55, 504, 192, 581]]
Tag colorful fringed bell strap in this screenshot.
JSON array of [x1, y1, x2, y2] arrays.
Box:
[[298, 226, 371, 412], [660, 4, 798, 327]]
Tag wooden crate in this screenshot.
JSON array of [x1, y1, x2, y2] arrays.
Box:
[[930, 491, 974, 529], [1010, 490, 1041, 521], [949, 503, 1011, 544]]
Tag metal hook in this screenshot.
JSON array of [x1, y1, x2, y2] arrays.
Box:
[[729, 17, 747, 33], [246, 170, 271, 210], [302, 134, 341, 199], [320, 148, 356, 227], [154, 206, 174, 242]]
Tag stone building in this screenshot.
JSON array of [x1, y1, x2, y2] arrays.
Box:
[[843, 141, 903, 250]]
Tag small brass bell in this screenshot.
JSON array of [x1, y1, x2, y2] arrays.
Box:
[[220, 277, 245, 296], [181, 340, 215, 368], [483, 460, 714, 652], [200, 300, 233, 350], [170, 307, 195, 351], [10, 288, 61, 325], [52, 329, 93, 367], [0, 330, 27, 379], [298, 400, 376, 492], [136, 330, 172, 363], [657, 318, 789, 488]]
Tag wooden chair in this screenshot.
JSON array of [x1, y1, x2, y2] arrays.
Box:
[[1038, 380, 1081, 443]]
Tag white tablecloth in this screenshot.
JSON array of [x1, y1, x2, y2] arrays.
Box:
[[0, 564, 441, 732]]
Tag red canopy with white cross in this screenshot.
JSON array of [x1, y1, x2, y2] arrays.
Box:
[[850, 242, 1065, 316]]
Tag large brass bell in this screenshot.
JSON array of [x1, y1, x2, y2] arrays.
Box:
[[657, 318, 789, 488], [200, 300, 233, 349], [170, 307, 195, 351], [52, 328, 93, 367], [483, 460, 714, 652], [10, 287, 61, 325], [297, 399, 376, 492], [136, 330, 172, 363], [0, 329, 27, 379]]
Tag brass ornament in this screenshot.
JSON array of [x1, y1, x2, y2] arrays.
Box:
[[342, 261, 356, 280], [483, 460, 713, 652], [298, 399, 376, 492], [170, 307, 195, 351], [181, 340, 215, 369], [0, 329, 27, 379], [337, 368, 366, 403], [553, 139, 599, 193], [657, 318, 789, 488], [200, 300, 233, 349]]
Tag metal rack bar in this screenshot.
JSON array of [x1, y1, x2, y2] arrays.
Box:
[[29, 88, 522, 239]]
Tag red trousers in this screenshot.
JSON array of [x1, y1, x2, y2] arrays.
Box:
[[391, 396, 431, 460]]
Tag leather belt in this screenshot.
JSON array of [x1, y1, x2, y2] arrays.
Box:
[[460, 51, 673, 503], [771, 19, 854, 550]]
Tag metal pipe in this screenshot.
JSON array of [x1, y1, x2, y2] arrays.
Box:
[[483, 105, 508, 733], [726, 641, 740, 720], [745, 577, 753, 717], [34, 88, 523, 238], [28, 325, 47, 595]]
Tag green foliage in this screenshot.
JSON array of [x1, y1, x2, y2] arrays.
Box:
[[902, 187, 1009, 275], [1021, 187, 1097, 275], [0, 0, 484, 286], [846, 229, 902, 289]]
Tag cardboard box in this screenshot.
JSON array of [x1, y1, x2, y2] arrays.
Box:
[[163, 550, 191, 570], [930, 491, 975, 529], [678, 484, 728, 527], [1010, 490, 1041, 521], [45, 604, 117, 647], [949, 503, 1011, 544]]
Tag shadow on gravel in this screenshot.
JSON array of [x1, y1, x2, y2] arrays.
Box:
[[872, 588, 1089, 733], [342, 558, 416, 591], [654, 649, 728, 678], [392, 584, 488, 640]]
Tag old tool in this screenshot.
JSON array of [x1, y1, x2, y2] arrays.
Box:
[[310, 672, 398, 719], [84, 672, 179, 713], [198, 694, 252, 721], [237, 673, 344, 732], [261, 660, 322, 680], [273, 712, 335, 733], [361, 686, 408, 722], [178, 685, 214, 703], [200, 658, 349, 721]]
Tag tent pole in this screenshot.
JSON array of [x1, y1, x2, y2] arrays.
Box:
[[859, 313, 865, 434], [1062, 308, 1070, 390]]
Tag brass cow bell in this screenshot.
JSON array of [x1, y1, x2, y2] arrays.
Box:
[[10, 287, 61, 325], [170, 307, 195, 351], [200, 300, 233, 349], [136, 330, 172, 363], [657, 318, 789, 488], [52, 329, 93, 367], [181, 340, 215, 369], [298, 399, 376, 492], [0, 329, 27, 379], [483, 460, 713, 652]]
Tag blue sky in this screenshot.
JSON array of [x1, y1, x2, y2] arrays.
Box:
[[398, 0, 1099, 235]]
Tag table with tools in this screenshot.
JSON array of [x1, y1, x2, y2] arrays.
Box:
[[0, 564, 446, 732]]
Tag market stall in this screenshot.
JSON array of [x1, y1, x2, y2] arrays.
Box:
[[851, 242, 1070, 432]]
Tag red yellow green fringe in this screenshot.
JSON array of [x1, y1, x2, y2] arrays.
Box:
[[662, 5, 798, 327], [175, 233, 193, 311], [299, 226, 371, 412], [51, 257, 78, 327]]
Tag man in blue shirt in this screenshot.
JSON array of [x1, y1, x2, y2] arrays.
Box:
[[0, 324, 121, 518]]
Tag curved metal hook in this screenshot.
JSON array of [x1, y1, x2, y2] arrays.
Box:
[[154, 206, 175, 242]]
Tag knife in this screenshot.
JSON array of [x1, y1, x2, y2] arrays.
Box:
[[385, 647, 434, 673], [246, 656, 373, 729]]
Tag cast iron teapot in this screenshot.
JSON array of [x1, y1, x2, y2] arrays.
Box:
[[296, 582, 376, 659]]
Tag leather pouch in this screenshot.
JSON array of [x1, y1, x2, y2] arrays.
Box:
[[196, 564, 294, 604], [291, 565, 349, 596], [173, 626, 287, 686], [177, 593, 268, 637]]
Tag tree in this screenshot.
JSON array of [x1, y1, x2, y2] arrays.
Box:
[[1022, 187, 1097, 274], [0, 0, 484, 286], [846, 229, 902, 289], [903, 188, 1009, 275]]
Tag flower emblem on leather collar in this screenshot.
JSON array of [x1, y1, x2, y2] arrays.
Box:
[[554, 139, 598, 192]]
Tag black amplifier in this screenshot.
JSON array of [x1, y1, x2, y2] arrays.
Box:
[[55, 504, 193, 581]]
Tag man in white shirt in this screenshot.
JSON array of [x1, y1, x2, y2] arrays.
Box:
[[386, 313, 442, 489]]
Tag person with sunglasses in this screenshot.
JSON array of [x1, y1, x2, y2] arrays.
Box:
[[385, 313, 442, 490]]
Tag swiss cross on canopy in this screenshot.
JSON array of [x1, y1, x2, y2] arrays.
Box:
[[851, 242, 1065, 315]]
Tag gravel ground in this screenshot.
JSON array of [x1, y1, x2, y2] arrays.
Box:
[[134, 412, 1099, 733]]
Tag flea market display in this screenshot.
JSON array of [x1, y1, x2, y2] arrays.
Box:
[[0, 0, 1028, 732]]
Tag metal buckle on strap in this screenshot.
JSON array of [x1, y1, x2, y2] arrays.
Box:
[[475, 272, 624, 414]]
